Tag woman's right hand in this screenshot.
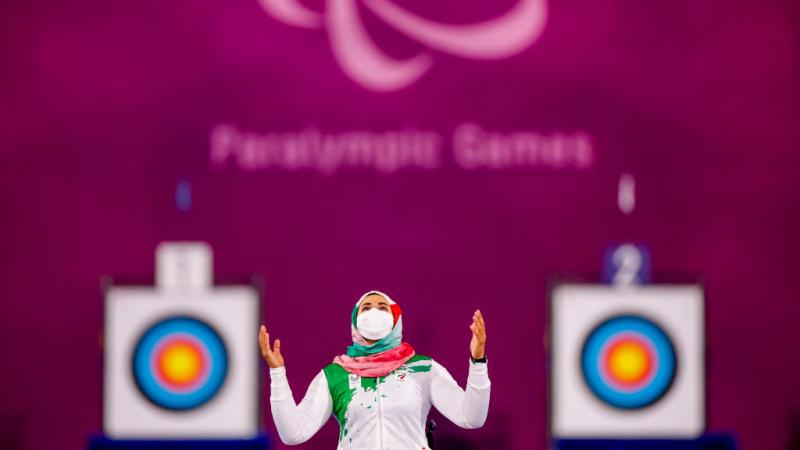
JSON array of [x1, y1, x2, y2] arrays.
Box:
[[258, 324, 285, 368]]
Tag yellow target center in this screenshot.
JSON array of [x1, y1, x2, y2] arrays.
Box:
[[608, 341, 650, 384], [159, 342, 202, 385]]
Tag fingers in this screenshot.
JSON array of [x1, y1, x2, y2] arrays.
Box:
[[258, 325, 272, 355], [471, 311, 485, 331], [473, 310, 484, 328], [470, 320, 481, 340], [471, 310, 486, 342], [273, 338, 281, 355]]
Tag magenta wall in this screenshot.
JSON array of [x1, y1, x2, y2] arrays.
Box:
[[1, 1, 800, 449]]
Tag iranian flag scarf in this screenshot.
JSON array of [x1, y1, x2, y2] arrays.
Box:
[[332, 290, 415, 377]]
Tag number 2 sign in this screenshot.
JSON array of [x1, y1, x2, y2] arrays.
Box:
[[603, 244, 651, 286]]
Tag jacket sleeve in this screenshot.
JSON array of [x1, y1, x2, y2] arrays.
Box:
[[269, 366, 332, 445], [430, 359, 491, 429]]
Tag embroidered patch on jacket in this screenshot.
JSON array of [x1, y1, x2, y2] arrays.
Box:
[[348, 373, 361, 389]]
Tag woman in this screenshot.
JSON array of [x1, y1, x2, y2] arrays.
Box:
[[257, 290, 490, 449]]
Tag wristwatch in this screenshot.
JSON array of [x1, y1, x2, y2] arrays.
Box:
[[470, 354, 487, 364]]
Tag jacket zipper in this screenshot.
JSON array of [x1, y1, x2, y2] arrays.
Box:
[[377, 379, 385, 450]]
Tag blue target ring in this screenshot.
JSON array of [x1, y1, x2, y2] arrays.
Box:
[[581, 315, 677, 410], [132, 316, 228, 411]]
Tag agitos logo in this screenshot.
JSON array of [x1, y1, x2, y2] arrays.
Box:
[[258, 0, 548, 92]]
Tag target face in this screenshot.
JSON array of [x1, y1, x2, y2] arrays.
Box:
[[581, 315, 677, 410], [132, 316, 228, 411]]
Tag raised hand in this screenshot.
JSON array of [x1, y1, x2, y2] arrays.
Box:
[[258, 324, 285, 368], [469, 309, 487, 360]]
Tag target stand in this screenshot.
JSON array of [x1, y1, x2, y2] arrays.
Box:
[[94, 243, 269, 449], [555, 435, 737, 450]]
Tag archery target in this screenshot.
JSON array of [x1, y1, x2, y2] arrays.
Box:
[[581, 315, 677, 410], [550, 284, 704, 438], [132, 316, 228, 411], [104, 286, 260, 439]]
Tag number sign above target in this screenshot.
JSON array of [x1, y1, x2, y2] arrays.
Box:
[[603, 244, 651, 285]]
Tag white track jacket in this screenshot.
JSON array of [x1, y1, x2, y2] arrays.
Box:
[[269, 354, 491, 449]]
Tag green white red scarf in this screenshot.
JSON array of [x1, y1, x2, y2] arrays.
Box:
[[333, 290, 415, 377]]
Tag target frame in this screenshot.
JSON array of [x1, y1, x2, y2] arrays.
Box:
[[103, 281, 262, 439], [548, 282, 705, 439]]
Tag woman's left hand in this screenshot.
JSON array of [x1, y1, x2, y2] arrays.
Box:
[[469, 309, 486, 360]]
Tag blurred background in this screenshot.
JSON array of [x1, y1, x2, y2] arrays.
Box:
[[1, 0, 799, 449]]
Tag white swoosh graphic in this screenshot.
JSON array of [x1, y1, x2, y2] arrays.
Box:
[[258, 0, 322, 28], [327, 0, 433, 92], [363, 0, 547, 59], [257, 0, 547, 91]]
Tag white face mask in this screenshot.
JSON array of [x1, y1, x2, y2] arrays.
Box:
[[356, 308, 394, 341]]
